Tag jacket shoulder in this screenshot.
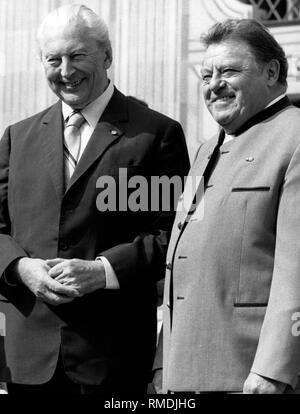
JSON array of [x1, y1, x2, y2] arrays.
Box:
[[254, 104, 300, 152], [125, 95, 181, 128], [8, 102, 60, 133]]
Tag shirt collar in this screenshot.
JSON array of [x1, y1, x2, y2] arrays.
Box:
[[62, 80, 114, 128], [265, 93, 286, 109]]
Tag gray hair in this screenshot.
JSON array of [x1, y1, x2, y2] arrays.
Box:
[[37, 4, 111, 56], [201, 19, 288, 87]]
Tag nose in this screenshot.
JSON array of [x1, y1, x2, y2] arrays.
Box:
[[209, 74, 226, 93], [60, 56, 75, 78]]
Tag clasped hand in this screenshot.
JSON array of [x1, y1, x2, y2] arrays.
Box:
[[47, 258, 106, 297], [13, 257, 105, 306]]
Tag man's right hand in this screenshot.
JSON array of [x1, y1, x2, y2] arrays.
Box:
[[8, 257, 80, 306], [152, 369, 163, 394]]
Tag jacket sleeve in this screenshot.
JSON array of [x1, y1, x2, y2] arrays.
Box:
[[251, 141, 300, 388], [100, 120, 190, 288], [0, 128, 33, 312]]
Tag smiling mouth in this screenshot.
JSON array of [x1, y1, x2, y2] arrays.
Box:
[[63, 79, 85, 89], [212, 95, 235, 104]]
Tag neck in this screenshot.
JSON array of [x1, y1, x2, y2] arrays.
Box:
[[229, 94, 290, 137], [265, 86, 287, 106], [224, 87, 287, 135]]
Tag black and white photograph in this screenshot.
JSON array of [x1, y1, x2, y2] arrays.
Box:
[[0, 0, 300, 400]]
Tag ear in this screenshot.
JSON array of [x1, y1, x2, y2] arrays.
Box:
[[265, 59, 280, 86], [103, 43, 113, 70]]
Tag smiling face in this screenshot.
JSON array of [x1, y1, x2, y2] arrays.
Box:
[[201, 40, 272, 134], [40, 25, 112, 109]]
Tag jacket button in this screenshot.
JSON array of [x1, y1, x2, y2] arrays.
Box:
[[166, 261, 172, 271], [246, 157, 255, 162], [59, 242, 69, 251], [177, 222, 183, 230]]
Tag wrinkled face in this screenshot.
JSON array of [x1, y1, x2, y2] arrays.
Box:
[[201, 40, 271, 133], [40, 26, 112, 109]]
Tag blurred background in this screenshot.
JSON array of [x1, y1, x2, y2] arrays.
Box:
[[0, 0, 300, 159]]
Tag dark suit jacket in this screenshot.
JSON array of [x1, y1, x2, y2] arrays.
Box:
[[0, 87, 189, 388]]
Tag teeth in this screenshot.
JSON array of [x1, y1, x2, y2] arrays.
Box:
[[214, 96, 234, 103], [65, 79, 83, 88]]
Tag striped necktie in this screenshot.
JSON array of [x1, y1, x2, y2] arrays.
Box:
[[64, 111, 85, 186]]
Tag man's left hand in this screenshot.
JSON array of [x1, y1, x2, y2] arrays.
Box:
[[243, 372, 287, 394], [46, 258, 106, 296]]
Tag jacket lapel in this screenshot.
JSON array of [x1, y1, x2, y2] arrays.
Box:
[[40, 102, 65, 201], [67, 88, 128, 191]]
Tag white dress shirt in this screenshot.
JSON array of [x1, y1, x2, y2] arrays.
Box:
[[62, 80, 114, 159], [62, 80, 119, 289]]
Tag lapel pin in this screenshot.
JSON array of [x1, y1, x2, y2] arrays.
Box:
[[246, 157, 254, 162], [111, 130, 118, 136]]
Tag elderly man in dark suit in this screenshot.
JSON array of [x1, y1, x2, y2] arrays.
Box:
[[155, 19, 300, 394], [0, 4, 189, 394]]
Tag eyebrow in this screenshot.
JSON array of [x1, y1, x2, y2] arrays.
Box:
[[201, 61, 243, 72], [70, 48, 87, 53], [44, 48, 88, 57]]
